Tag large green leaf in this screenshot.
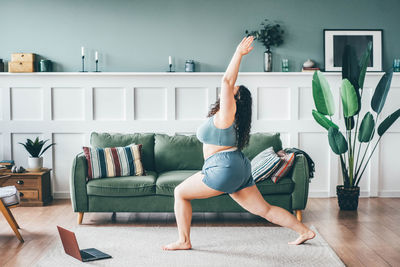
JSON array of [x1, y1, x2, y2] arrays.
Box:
[[358, 41, 372, 89], [371, 70, 393, 114], [312, 109, 339, 130], [341, 79, 359, 118], [342, 45, 360, 90], [358, 112, 375, 142], [378, 108, 400, 136], [312, 71, 335, 116], [328, 127, 348, 155]]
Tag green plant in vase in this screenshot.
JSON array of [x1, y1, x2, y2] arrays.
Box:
[[312, 42, 400, 210], [19, 137, 55, 171], [245, 19, 284, 72]]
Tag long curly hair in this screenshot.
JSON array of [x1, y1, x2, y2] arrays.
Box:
[[206, 85, 252, 151]]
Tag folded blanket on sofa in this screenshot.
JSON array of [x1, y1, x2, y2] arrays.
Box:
[[284, 148, 315, 181]]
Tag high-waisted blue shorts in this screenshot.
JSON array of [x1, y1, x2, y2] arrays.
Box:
[[201, 148, 255, 194]]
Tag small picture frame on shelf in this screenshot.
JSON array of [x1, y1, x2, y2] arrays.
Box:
[[323, 29, 382, 71]]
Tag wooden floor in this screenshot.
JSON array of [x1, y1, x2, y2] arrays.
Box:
[[1, 198, 399, 267]]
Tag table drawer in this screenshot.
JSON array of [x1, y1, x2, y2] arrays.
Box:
[[19, 190, 39, 200], [1, 177, 38, 188]]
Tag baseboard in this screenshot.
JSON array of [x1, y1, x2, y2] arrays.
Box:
[[308, 190, 400, 198], [378, 190, 400, 197], [53, 192, 70, 199], [308, 191, 330, 198]]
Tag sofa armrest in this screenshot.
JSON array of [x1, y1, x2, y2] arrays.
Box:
[[70, 152, 88, 212], [289, 154, 310, 210]]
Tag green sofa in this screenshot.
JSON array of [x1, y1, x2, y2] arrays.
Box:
[[70, 132, 310, 224]]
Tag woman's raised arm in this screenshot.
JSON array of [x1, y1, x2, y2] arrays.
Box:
[[219, 36, 254, 118]]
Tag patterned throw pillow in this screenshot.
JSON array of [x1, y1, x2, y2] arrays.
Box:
[[271, 151, 296, 183], [83, 144, 145, 180], [251, 147, 282, 183]]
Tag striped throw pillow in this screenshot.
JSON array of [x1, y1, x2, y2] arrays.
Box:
[[83, 144, 145, 180], [251, 147, 282, 183], [271, 151, 296, 183]]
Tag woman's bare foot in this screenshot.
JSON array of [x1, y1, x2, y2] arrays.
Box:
[[288, 229, 316, 245], [162, 240, 192, 251]]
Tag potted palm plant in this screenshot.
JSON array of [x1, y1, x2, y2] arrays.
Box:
[[18, 137, 55, 171], [246, 19, 284, 72], [312, 42, 400, 210]]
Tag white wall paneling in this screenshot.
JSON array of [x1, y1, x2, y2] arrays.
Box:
[[0, 87, 3, 120], [298, 87, 313, 120], [11, 87, 43, 120], [0, 133, 3, 160], [299, 132, 331, 197], [134, 87, 167, 120], [175, 87, 208, 120], [52, 133, 86, 199], [257, 87, 290, 120], [52, 87, 85, 120], [379, 133, 400, 196], [0, 72, 399, 199], [93, 87, 126, 120]]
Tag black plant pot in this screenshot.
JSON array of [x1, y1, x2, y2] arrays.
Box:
[[336, 185, 360, 210]]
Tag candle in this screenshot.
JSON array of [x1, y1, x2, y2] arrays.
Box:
[[169, 56, 172, 65], [95, 51, 98, 61], [81, 46, 85, 57]]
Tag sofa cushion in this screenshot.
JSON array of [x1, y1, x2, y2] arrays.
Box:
[[86, 171, 157, 197], [156, 170, 199, 196], [242, 133, 282, 160], [256, 177, 294, 195], [83, 144, 145, 180], [90, 132, 155, 172], [154, 134, 203, 173], [271, 151, 296, 183], [251, 147, 282, 183]]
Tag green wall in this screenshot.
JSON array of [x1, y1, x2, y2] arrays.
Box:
[[1, 0, 399, 72]]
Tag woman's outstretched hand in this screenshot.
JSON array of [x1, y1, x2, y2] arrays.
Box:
[[236, 36, 254, 56]]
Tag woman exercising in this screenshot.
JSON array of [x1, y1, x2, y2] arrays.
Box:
[[162, 36, 315, 251]]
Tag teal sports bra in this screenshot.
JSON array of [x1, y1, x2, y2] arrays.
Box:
[[196, 115, 237, 146]]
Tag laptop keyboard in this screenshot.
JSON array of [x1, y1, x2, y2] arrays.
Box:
[[80, 251, 95, 259]]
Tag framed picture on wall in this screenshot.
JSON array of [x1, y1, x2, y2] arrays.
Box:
[[323, 29, 382, 71]]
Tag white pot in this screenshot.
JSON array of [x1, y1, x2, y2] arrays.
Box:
[[28, 157, 43, 171]]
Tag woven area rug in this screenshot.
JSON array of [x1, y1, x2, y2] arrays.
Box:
[[36, 225, 344, 267]]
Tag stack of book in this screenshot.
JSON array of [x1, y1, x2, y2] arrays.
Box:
[[0, 160, 14, 169], [302, 67, 320, 72]]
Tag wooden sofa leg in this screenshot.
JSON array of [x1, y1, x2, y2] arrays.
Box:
[[295, 210, 302, 222], [78, 212, 84, 224], [0, 203, 24, 242]]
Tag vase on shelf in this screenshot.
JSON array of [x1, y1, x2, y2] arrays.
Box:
[[264, 50, 272, 72]]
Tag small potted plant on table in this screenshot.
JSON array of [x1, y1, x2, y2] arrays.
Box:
[[19, 137, 55, 171]]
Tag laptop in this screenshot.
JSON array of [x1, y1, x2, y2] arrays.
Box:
[[57, 226, 112, 262]]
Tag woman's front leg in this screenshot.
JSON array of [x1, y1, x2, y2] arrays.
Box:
[[162, 171, 224, 250]]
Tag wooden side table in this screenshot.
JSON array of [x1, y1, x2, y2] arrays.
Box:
[[0, 168, 52, 206]]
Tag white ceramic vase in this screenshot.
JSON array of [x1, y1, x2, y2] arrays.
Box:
[[28, 157, 43, 171]]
